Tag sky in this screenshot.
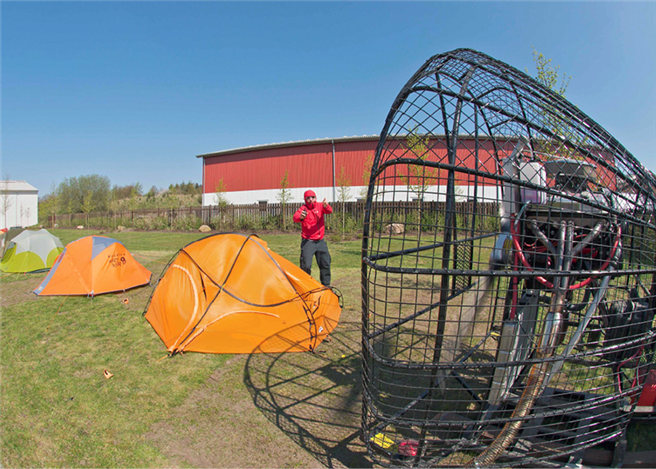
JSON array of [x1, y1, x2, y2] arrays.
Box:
[[2, 1, 655, 196]]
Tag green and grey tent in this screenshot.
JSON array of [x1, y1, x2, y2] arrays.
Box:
[[0, 229, 64, 273]]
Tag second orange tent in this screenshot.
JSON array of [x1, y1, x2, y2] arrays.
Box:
[[34, 235, 152, 297]]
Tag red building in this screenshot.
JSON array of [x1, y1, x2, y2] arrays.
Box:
[[197, 134, 506, 206], [197, 136, 380, 205]]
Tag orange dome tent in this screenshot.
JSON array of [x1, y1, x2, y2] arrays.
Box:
[[34, 236, 151, 297], [144, 233, 341, 355]]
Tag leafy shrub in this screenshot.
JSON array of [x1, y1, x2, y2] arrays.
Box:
[[208, 215, 226, 231], [172, 215, 202, 231], [235, 214, 262, 232], [263, 214, 283, 231], [132, 216, 170, 231]]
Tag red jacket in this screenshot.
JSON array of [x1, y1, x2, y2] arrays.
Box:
[[293, 201, 333, 240]]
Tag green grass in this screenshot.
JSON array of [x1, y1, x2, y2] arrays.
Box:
[[0, 234, 230, 467], [1, 229, 653, 466], [0, 229, 364, 467], [47, 228, 209, 251], [1, 295, 228, 467]]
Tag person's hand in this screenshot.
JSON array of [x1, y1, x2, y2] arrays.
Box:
[[301, 208, 307, 220], [322, 198, 328, 208]]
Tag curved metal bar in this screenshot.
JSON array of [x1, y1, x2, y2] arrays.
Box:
[[361, 48, 656, 468]]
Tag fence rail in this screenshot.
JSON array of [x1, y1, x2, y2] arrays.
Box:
[[47, 201, 499, 232]]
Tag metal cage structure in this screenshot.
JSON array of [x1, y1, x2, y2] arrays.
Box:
[[361, 49, 656, 467]]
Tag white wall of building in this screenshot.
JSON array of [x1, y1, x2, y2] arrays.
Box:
[[202, 186, 369, 206], [0, 181, 39, 229], [202, 185, 500, 206]]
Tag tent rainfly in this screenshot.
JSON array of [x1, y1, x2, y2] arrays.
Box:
[[144, 233, 342, 355], [33, 235, 151, 297], [0, 227, 26, 257], [0, 229, 63, 273]]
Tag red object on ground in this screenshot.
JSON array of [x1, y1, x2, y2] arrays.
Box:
[[637, 369, 656, 406], [398, 440, 420, 457]]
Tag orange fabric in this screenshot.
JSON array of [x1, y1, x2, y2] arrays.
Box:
[[34, 236, 151, 296], [144, 233, 341, 355]]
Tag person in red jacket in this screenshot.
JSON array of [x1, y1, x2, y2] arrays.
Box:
[[293, 190, 333, 286]]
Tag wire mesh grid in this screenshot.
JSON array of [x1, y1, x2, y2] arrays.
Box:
[[361, 49, 656, 467]]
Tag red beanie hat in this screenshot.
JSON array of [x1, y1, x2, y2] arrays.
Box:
[[304, 190, 316, 198]]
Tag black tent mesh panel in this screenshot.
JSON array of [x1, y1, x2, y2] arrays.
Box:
[[361, 49, 656, 467]]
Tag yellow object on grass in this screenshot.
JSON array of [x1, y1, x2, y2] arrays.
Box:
[[370, 432, 395, 449]]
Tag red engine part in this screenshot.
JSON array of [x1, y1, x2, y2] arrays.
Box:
[[636, 369, 656, 407]]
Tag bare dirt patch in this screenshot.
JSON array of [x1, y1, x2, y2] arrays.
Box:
[[0, 275, 45, 308], [146, 354, 319, 468], [145, 320, 370, 468]]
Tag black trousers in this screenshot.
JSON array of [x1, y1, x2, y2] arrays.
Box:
[[300, 238, 331, 286]]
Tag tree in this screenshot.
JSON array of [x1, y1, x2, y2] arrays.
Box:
[[214, 178, 228, 208], [529, 46, 571, 97], [0, 175, 12, 228], [57, 178, 76, 214], [336, 167, 352, 238], [38, 194, 53, 224], [38, 183, 58, 226], [81, 189, 95, 214], [84, 175, 112, 212], [276, 171, 292, 229], [360, 153, 374, 200], [57, 175, 111, 214], [126, 182, 143, 210], [210, 179, 229, 230], [168, 181, 201, 196], [527, 47, 579, 160], [146, 186, 158, 200], [112, 182, 143, 201], [401, 129, 435, 201], [130, 182, 143, 198]]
